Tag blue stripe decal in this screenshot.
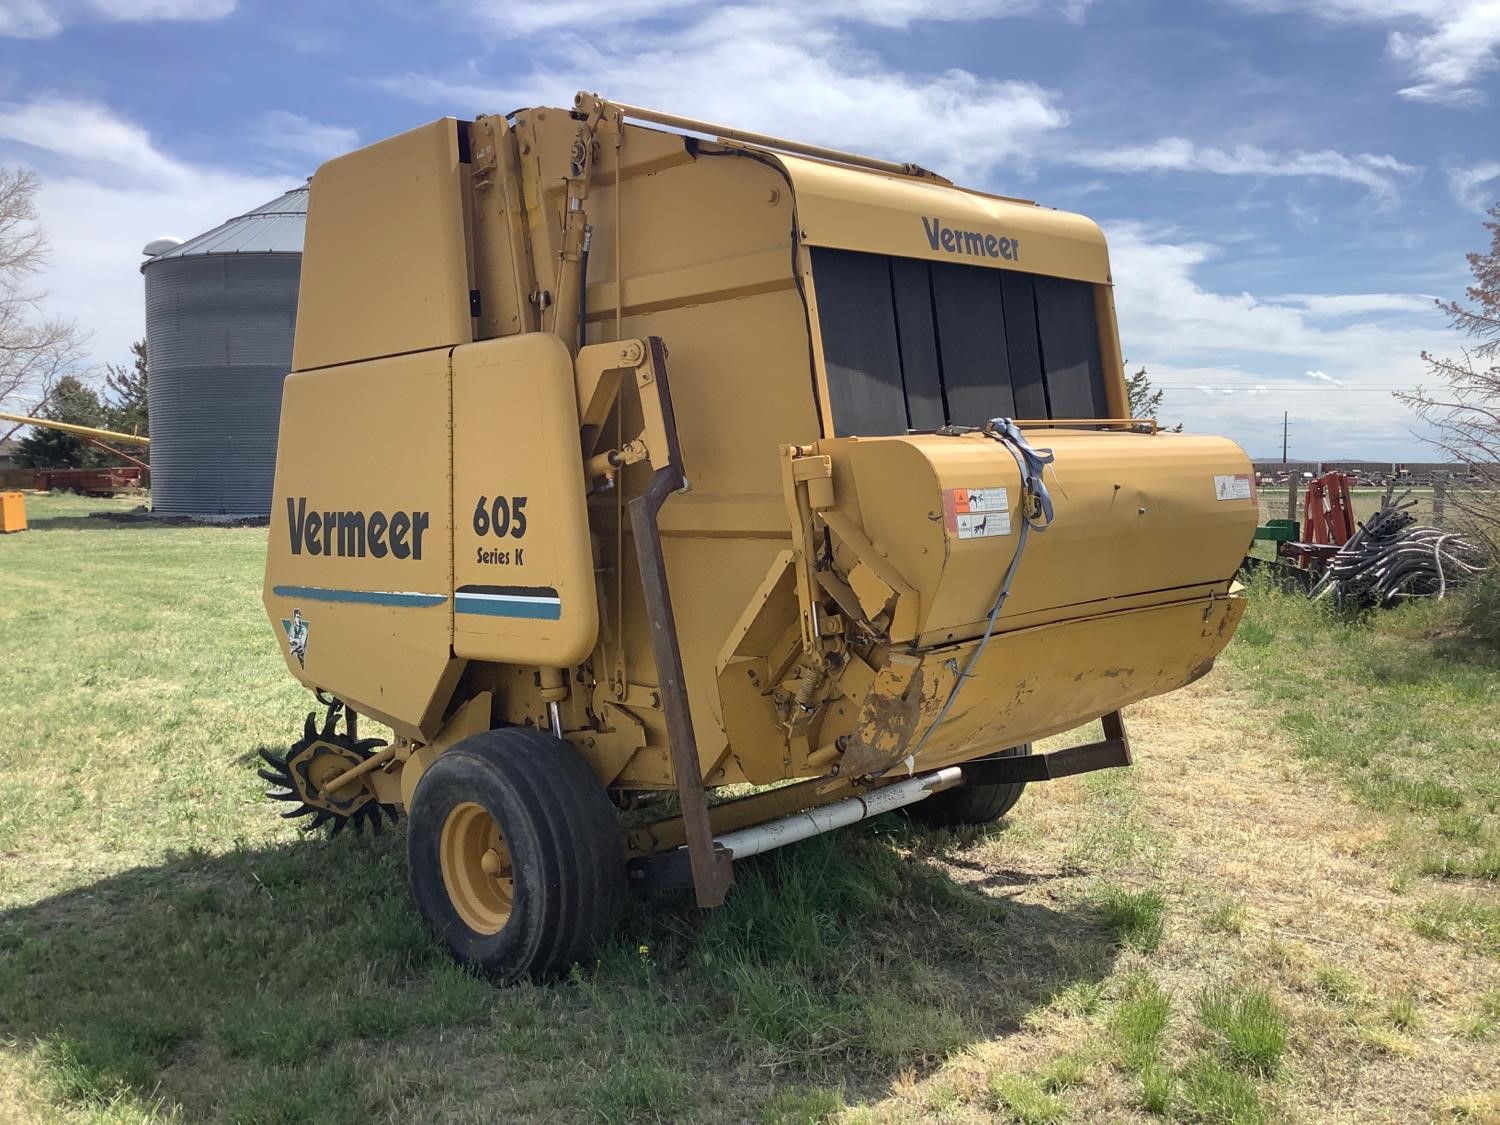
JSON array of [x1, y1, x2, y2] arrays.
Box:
[[455, 593, 562, 620], [272, 585, 447, 608]]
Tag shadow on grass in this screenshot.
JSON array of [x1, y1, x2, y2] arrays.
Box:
[[0, 818, 1120, 1122], [16, 515, 148, 532], [21, 514, 262, 533]]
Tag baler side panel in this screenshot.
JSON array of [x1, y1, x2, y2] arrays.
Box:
[[292, 119, 473, 373], [451, 334, 599, 665], [263, 349, 461, 741]]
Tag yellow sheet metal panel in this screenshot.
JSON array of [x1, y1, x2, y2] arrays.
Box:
[[874, 594, 1245, 777], [822, 430, 1257, 646], [263, 348, 459, 740], [451, 334, 599, 665], [292, 119, 473, 373], [778, 153, 1112, 284]]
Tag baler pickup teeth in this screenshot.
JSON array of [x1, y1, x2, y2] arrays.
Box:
[[257, 700, 401, 838]]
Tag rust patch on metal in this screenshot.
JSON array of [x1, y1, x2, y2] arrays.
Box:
[[1184, 657, 1217, 684], [838, 657, 926, 778]]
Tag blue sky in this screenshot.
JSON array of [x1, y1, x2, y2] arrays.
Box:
[[1, 0, 1497, 458]]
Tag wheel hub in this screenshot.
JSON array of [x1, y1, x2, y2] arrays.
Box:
[[440, 801, 514, 935]]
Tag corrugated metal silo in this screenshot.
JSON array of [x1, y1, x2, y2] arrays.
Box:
[[141, 187, 307, 516]]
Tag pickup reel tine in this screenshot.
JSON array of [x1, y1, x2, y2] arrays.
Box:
[[258, 696, 399, 837]]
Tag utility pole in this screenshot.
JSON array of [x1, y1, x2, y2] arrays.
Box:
[[1282, 411, 1295, 521]]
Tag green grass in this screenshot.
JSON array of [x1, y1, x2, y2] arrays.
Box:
[[1177, 1053, 1265, 1124], [1195, 985, 1288, 1075], [1311, 964, 1364, 1006], [1107, 972, 1173, 1070], [760, 1085, 846, 1124], [1408, 895, 1500, 957], [0, 497, 1131, 1120], [5, 492, 1497, 1122], [986, 1074, 1067, 1124], [1094, 886, 1167, 952], [1224, 571, 1500, 960], [1384, 994, 1421, 1032], [1201, 896, 1247, 936]]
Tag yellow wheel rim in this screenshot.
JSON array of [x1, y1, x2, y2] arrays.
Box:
[[439, 801, 514, 935]]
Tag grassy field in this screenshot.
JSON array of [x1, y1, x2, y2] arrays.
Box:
[[0, 493, 1496, 1123]]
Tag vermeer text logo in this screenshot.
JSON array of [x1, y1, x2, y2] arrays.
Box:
[[922, 217, 1020, 262]]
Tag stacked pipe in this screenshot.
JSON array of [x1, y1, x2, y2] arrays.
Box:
[[1310, 488, 1488, 608]]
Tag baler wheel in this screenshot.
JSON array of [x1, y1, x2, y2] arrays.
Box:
[[907, 743, 1032, 828], [406, 727, 626, 983], [257, 707, 398, 836]]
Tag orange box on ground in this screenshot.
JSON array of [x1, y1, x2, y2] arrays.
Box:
[[0, 491, 27, 533]]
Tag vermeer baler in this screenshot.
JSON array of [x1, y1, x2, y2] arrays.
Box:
[[260, 94, 1258, 980]]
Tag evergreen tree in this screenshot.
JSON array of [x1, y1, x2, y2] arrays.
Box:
[[103, 339, 148, 437], [14, 375, 107, 468]]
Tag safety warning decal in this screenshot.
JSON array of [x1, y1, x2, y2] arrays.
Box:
[[1213, 474, 1255, 502], [943, 486, 1012, 539]]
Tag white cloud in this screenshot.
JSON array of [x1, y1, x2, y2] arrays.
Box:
[[1064, 137, 1419, 200], [1448, 160, 1500, 211], [377, 5, 1068, 181], [1306, 369, 1346, 385], [1275, 292, 1436, 316], [250, 111, 358, 163], [0, 95, 184, 180], [1234, 1, 1500, 106], [459, 0, 1092, 34], [0, 97, 290, 370], [0, 0, 234, 38], [1106, 224, 1448, 458]]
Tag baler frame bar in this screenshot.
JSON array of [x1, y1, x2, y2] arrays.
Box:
[[624, 337, 735, 909], [962, 710, 1131, 785], [590, 93, 949, 183], [628, 711, 1133, 892]]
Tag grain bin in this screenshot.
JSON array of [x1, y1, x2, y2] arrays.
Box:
[[141, 187, 306, 516]]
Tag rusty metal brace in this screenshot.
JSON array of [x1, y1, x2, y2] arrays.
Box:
[[625, 338, 734, 907]]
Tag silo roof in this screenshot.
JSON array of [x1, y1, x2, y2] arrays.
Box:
[[143, 186, 307, 263]]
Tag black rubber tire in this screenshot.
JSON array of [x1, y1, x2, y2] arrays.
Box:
[[906, 744, 1032, 828], [406, 727, 626, 983]]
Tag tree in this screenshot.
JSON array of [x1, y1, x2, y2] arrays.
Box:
[[1126, 365, 1182, 431], [14, 375, 108, 468], [103, 338, 148, 438], [1398, 203, 1500, 552], [0, 166, 86, 440]]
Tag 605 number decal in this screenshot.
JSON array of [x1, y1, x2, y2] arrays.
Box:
[[473, 495, 528, 539]]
